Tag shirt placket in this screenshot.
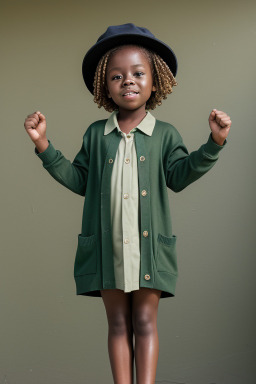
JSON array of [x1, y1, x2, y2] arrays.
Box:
[[122, 132, 134, 291]]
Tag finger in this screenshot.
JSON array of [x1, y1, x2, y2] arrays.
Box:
[[219, 119, 232, 128], [224, 121, 231, 127], [26, 117, 38, 125], [215, 112, 230, 120], [212, 109, 228, 115], [25, 117, 38, 129], [27, 113, 40, 122], [215, 115, 230, 124], [219, 115, 231, 122], [210, 109, 229, 119], [215, 116, 222, 125], [27, 112, 39, 117], [38, 112, 46, 121], [209, 110, 217, 121], [25, 122, 36, 130], [217, 115, 230, 122], [220, 117, 231, 124]]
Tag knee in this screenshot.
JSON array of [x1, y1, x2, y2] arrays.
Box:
[[133, 311, 156, 337], [108, 313, 131, 336]]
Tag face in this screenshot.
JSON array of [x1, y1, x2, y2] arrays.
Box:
[[105, 46, 156, 114]]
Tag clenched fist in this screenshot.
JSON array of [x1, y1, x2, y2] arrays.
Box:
[[24, 111, 49, 153], [209, 109, 231, 146]]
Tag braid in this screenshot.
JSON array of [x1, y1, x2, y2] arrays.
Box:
[[147, 53, 178, 109], [93, 45, 178, 112]]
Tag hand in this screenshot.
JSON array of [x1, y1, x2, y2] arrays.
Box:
[[24, 111, 47, 144], [208, 109, 231, 146]]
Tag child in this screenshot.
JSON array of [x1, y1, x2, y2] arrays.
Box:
[[24, 23, 231, 383]]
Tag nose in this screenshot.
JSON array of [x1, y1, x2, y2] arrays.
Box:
[[123, 78, 135, 86]]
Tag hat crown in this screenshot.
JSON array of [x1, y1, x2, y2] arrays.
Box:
[[97, 23, 155, 43]]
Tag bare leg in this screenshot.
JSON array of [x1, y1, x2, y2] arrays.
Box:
[[132, 288, 162, 384], [101, 289, 134, 384]]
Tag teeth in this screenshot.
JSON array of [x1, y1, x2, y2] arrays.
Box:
[[123, 92, 137, 96]]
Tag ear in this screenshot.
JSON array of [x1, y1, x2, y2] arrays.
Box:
[[152, 84, 156, 92]]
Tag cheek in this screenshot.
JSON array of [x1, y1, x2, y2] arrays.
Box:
[[105, 81, 112, 98], [142, 78, 154, 92], [106, 87, 111, 98], [140, 79, 147, 86], [105, 75, 111, 90]]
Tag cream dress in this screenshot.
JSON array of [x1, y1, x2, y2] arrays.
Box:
[[104, 110, 156, 292]]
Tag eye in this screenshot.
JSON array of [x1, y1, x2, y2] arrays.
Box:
[[135, 72, 144, 77], [112, 75, 122, 80]]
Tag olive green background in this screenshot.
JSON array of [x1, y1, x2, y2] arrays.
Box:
[[1, 0, 256, 383]]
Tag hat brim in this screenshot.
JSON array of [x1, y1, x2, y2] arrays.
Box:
[[82, 33, 178, 95]]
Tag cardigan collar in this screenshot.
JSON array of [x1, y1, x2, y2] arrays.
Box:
[[104, 110, 156, 136]]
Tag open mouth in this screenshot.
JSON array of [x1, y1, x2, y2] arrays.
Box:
[[122, 91, 139, 96]]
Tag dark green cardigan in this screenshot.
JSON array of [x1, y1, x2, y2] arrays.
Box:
[[35, 118, 226, 299]]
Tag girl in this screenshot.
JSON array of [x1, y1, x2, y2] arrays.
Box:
[[24, 23, 231, 384]]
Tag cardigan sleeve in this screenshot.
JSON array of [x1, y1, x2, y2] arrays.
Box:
[[165, 127, 227, 192], [34, 128, 91, 196]]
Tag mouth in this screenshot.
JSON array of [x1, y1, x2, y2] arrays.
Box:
[[122, 91, 139, 96], [122, 91, 139, 100]]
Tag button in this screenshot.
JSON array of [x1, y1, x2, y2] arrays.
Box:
[[127, 135, 131, 138], [143, 231, 148, 237], [124, 238, 129, 244], [140, 156, 145, 161], [141, 190, 147, 196], [144, 274, 150, 280], [123, 193, 129, 199], [125, 158, 130, 164], [109, 158, 113, 163]]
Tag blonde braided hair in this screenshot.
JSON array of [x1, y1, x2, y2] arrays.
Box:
[[93, 44, 178, 112]]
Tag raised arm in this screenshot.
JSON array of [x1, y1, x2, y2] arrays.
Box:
[[166, 109, 231, 192], [24, 111, 90, 196]]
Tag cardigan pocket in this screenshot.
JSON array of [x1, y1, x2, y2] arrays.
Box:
[[74, 234, 97, 276], [156, 234, 178, 276]]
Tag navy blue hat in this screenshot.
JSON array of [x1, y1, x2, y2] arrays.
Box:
[[82, 23, 178, 95]]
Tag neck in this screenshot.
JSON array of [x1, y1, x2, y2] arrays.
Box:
[[117, 108, 147, 134], [117, 107, 147, 124]]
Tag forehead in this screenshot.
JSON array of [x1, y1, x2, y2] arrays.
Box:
[[107, 45, 151, 67]]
